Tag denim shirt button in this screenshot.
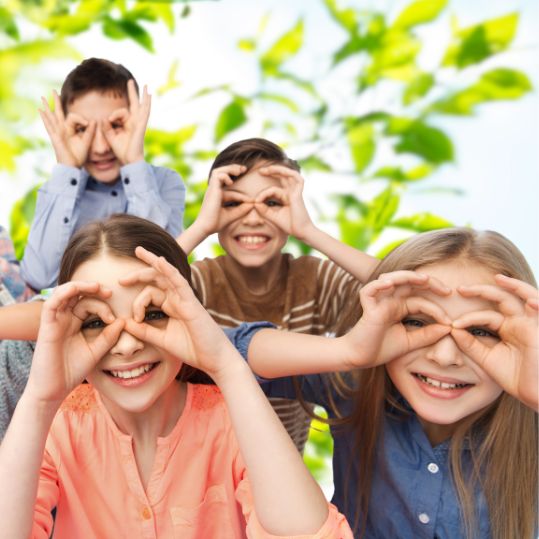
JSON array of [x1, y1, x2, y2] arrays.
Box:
[[427, 462, 439, 474], [418, 513, 430, 524]]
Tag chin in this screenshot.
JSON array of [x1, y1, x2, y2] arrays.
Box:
[[86, 165, 121, 184]]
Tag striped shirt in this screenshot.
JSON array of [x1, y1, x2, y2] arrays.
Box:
[[191, 254, 361, 452]]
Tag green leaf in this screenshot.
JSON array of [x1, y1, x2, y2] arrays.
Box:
[[403, 73, 434, 105], [391, 213, 453, 232], [323, 0, 358, 33], [368, 186, 400, 233], [238, 38, 256, 52], [442, 13, 519, 68], [387, 119, 453, 164], [156, 59, 181, 96], [257, 92, 299, 112], [260, 19, 304, 75], [376, 238, 407, 258], [347, 123, 375, 173], [431, 68, 532, 115], [299, 155, 332, 172], [273, 71, 319, 98], [373, 163, 433, 182], [214, 100, 247, 143], [393, 0, 448, 30], [102, 16, 154, 52], [0, 7, 20, 40], [10, 184, 40, 260]]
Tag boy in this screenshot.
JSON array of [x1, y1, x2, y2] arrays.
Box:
[[178, 138, 379, 452], [6, 58, 185, 294]]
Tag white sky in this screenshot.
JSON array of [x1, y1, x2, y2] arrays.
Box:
[[1, 0, 537, 275]]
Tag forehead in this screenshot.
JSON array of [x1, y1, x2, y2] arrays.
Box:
[[71, 253, 146, 311], [415, 260, 497, 318], [67, 91, 128, 120], [223, 164, 281, 198]]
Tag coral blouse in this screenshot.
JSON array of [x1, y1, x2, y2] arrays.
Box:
[[32, 383, 351, 538]]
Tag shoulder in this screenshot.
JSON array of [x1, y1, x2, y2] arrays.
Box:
[[152, 164, 184, 184], [60, 384, 98, 414], [190, 384, 226, 412]]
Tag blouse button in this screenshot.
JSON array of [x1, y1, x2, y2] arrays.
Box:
[[141, 506, 152, 520], [427, 462, 439, 474], [70, 178, 77, 186], [418, 513, 430, 524]]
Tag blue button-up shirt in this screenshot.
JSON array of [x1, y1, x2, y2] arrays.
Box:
[[262, 374, 492, 538], [20, 161, 185, 291]]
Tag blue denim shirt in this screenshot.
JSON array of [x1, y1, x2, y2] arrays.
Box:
[[20, 161, 186, 291], [262, 374, 492, 539]]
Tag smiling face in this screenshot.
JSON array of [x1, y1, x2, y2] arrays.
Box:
[[217, 163, 288, 269], [71, 252, 182, 417], [68, 91, 127, 183], [385, 259, 504, 443]]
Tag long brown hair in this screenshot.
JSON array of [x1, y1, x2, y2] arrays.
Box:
[[334, 228, 537, 538], [59, 214, 209, 384]]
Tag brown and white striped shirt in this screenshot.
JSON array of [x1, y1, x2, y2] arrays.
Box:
[[191, 254, 361, 453]]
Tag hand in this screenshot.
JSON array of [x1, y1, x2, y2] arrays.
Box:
[[102, 80, 150, 165], [255, 164, 314, 240], [451, 274, 539, 411], [341, 271, 452, 369], [198, 164, 253, 234], [120, 247, 240, 379], [39, 91, 96, 167], [25, 282, 124, 405]]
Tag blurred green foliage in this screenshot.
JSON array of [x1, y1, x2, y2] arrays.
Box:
[[1, 0, 532, 478]]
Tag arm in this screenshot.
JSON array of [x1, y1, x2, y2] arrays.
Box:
[[451, 274, 539, 412], [0, 282, 123, 536], [256, 164, 380, 282], [247, 271, 452, 378], [176, 164, 252, 254], [0, 301, 42, 340], [122, 247, 344, 536]]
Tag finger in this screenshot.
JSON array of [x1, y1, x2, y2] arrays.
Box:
[[72, 297, 116, 325], [88, 319, 125, 360], [212, 172, 235, 188], [43, 282, 101, 324], [52, 90, 65, 122], [405, 297, 452, 325], [406, 324, 451, 352], [127, 79, 140, 111], [258, 164, 299, 180], [132, 285, 166, 323], [38, 108, 56, 139], [210, 164, 247, 184], [139, 84, 151, 123], [65, 112, 88, 127], [452, 310, 506, 332], [494, 274, 539, 304], [450, 328, 491, 368], [107, 108, 129, 126], [220, 202, 255, 226], [254, 186, 287, 205], [118, 266, 165, 288], [457, 284, 524, 315], [124, 319, 162, 347]]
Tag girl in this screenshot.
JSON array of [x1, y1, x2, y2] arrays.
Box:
[[245, 227, 538, 539], [0, 214, 352, 538]]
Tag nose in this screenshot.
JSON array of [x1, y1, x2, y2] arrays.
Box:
[[91, 124, 111, 155], [109, 329, 144, 358], [425, 334, 464, 368], [242, 205, 264, 225]]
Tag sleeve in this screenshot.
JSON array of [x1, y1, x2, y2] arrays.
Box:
[[235, 477, 353, 539], [20, 165, 88, 291], [0, 340, 34, 441], [31, 448, 60, 538], [223, 322, 275, 361], [120, 162, 185, 237]]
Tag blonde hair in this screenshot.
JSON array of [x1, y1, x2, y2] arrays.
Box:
[[333, 228, 538, 538]]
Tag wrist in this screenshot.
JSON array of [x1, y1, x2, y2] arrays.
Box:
[[210, 356, 251, 389], [19, 390, 61, 419]]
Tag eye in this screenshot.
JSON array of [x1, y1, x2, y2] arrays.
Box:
[[402, 318, 427, 330], [264, 198, 282, 207], [223, 200, 242, 208], [144, 310, 167, 323], [111, 121, 123, 130], [467, 327, 499, 340], [74, 125, 86, 135], [81, 317, 105, 330]]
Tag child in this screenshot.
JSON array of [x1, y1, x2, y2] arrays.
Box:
[[244, 227, 538, 538], [177, 138, 379, 452], [0, 214, 352, 538], [3, 57, 185, 296]]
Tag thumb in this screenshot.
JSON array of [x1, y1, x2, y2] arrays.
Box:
[[450, 328, 489, 367], [88, 319, 125, 361]]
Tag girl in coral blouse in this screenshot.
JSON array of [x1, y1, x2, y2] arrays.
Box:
[[0, 214, 352, 538]]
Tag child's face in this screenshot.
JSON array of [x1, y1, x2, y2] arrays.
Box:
[[71, 253, 182, 416], [385, 260, 503, 443], [68, 91, 128, 183], [218, 163, 288, 269]]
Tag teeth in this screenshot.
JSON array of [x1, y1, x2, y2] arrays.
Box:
[[110, 363, 154, 379], [417, 374, 468, 390], [238, 236, 267, 244]]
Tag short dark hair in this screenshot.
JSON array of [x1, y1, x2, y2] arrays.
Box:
[[209, 138, 300, 181], [60, 58, 139, 114], [59, 214, 211, 385]]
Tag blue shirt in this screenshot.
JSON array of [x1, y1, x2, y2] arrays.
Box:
[[20, 161, 185, 291], [262, 375, 492, 539]]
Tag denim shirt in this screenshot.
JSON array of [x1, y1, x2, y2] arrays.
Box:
[[262, 374, 492, 539]]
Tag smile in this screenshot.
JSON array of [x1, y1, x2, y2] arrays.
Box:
[[236, 235, 269, 245], [90, 157, 117, 169], [104, 362, 160, 386], [414, 373, 472, 390]]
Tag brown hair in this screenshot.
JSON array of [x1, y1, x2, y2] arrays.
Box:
[[60, 58, 138, 114], [332, 228, 537, 538], [209, 138, 300, 180], [59, 214, 209, 384]]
